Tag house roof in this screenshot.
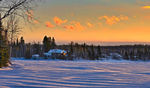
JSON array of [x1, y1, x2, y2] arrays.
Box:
[[48, 49, 67, 54]]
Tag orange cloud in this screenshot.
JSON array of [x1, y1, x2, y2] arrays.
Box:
[[98, 15, 129, 25], [26, 10, 39, 24], [64, 25, 74, 30], [45, 21, 54, 28], [64, 21, 85, 31], [71, 21, 85, 31], [54, 16, 67, 25], [87, 22, 93, 28], [142, 6, 150, 9]]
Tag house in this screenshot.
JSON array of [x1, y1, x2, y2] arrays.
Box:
[[32, 54, 40, 59], [44, 49, 67, 59]]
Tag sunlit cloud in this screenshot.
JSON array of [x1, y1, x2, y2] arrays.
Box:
[[71, 21, 85, 31], [141, 6, 150, 9], [25, 10, 39, 24], [45, 21, 54, 28], [98, 15, 129, 25], [54, 16, 68, 25], [64, 21, 85, 31], [64, 25, 74, 30], [87, 22, 93, 28]]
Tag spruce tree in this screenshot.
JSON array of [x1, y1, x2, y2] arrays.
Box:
[[97, 45, 102, 59], [70, 41, 74, 54], [51, 37, 56, 49], [43, 36, 48, 52], [25, 43, 31, 59], [90, 45, 95, 60], [124, 51, 129, 60]]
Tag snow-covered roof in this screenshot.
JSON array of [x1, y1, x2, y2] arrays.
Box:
[[48, 49, 67, 54], [32, 54, 40, 57]]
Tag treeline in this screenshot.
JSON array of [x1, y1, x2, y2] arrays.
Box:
[[57, 42, 102, 60], [11, 36, 150, 61], [102, 45, 150, 61], [11, 36, 56, 59], [58, 43, 150, 61]]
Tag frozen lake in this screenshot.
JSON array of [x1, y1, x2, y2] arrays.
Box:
[[0, 59, 150, 88]]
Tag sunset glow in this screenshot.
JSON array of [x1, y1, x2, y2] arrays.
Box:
[[21, 0, 150, 44]]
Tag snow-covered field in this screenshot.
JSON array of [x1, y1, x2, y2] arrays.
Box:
[[1, 59, 150, 88]]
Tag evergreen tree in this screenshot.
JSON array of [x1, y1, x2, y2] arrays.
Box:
[[43, 36, 49, 52], [47, 37, 52, 50], [33, 42, 41, 55], [19, 37, 25, 57], [20, 37, 25, 45], [124, 51, 129, 60], [90, 45, 96, 60], [97, 45, 102, 58], [70, 41, 74, 54], [25, 43, 31, 59], [51, 37, 56, 49], [83, 43, 86, 53], [130, 51, 135, 60], [16, 38, 19, 46]]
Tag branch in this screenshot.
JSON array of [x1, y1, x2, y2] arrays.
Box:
[[0, 0, 28, 20]]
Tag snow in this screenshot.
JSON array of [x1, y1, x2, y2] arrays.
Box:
[[1, 59, 150, 88], [48, 49, 67, 54], [32, 54, 40, 57], [44, 49, 67, 57], [0, 67, 12, 71], [32, 54, 40, 59]]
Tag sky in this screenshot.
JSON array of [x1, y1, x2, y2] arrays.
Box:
[[21, 0, 150, 45]]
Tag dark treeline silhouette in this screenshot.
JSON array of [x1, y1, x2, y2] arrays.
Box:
[[58, 43, 150, 61], [11, 36, 150, 61], [11, 36, 57, 59]]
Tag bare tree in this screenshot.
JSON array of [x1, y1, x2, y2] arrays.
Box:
[[0, 0, 39, 67], [0, 0, 37, 21], [7, 15, 21, 44]]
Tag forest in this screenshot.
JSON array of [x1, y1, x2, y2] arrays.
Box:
[[10, 36, 150, 61]]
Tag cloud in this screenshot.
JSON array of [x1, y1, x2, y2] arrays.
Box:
[[141, 6, 150, 9], [98, 15, 129, 25], [64, 25, 74, 30], [54, 16, 67, 25], [71, 21, 85, 31], [87, 22, 93, 28], [26, 10, 39, 24], [64, 21, 85, 31], [45, 21, 54, 28]]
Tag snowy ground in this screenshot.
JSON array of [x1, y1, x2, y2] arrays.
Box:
[[1, 59, 150, 88]]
